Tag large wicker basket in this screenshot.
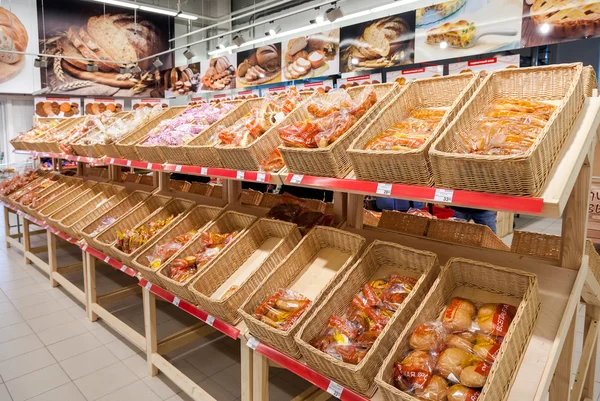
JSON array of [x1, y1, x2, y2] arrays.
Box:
[[348, 73, 480, 185], [154, 211, 257, 302], [29, 118, 82, 153], [278, 83, 400, 178], [71, 112, 129, 158], [377, 210, 432, 236], [510, 230, 561, 259], [7, 173, 57, 208], [134, 106, 191, 164], [295, 240, 440, 396], [132, 205, 223, 284], [46, 116, 87, 154], [375, 258, 540, 401], [190, 219, 302, 324], [427, 218, 509, 251], [22, 177, 85, 220], [239, 226, 365, 358], [214, 93, 314, 171], [429, 63, 584, 196], [583, 65, 598, 97]]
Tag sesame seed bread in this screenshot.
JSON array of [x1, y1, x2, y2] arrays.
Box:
[[0, 7, 27, 65]]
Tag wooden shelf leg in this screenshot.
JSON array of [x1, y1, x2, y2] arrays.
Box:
[[347, 194, 364, 229], [47, 232, 57, 287], [240, 341, 253, 401], [550, 308, 576, 401], [84, 252, 98, 321], [252, 350, 269, 401], [143, 287, 158, 377], [583, 305, 600, 399], [23, 218, 31, 264], [4, 207, 11, 248]]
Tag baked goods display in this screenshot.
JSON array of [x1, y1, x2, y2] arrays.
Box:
[[393, 297, 516, 400], [0, 7, 28, 84], [0, 170, 44, 197], [84, 101, 123, 115], [454, 98, 557, 155], [283, 31, 339, 80], [252, 289, 311, 331], [310, 275, 417, 364], [530, 0, 600, 38], [35, 101, 80, 118], [84, 105, 163, 146], [266, 202, 334, 235], [426, 20, 476, 48], [200, 57, 235, 91], [115, 214, 175, 254], [416, 0, 467, 25], [165, 65, 200, 95], [133, 102, 169, 110], [53, 112, 118, 154], [12, 120, 60, 144], [237, 44, 282, 86], [147, 230, 197, 269], [278, 85, 377, 148], [15, 177, 57, 207], [259, 149, 285, 172]]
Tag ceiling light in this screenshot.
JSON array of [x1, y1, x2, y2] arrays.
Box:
[[94, 0, 139, 9], [139, 5, 178, 16], [184, 47, 195, 60], [233, 35, 245, 47], [34, 57, 47, 68], [326, 6, 343, 22], [131, 64, 142, 73], [217, 39, 230, 50], [119, 65, 130, 74], [177, 13, 198, 20], [267, 24, 281, 37], [336, 9, 371, 22], [539, 23, 550, 34], [87, 62, 99, 72], [152, 58, 163, 68]]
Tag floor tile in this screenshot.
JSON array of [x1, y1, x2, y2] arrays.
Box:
[[0, 311, 23, 329], [105, 338, 140, 360], [0, 334, 43, 362], [48, 332, 102, 361], [27, 382, 86, 401], [59, 346, 119, 380], [0, 322, 32, 345], [37, 319, 89, 346], [0, 348, 56, 382], [0, 277, 36, 291], [122, 352, 149, 379], [142, 374, 181, 400], [0, 384, 10, 401], [4, 364, 70, 401], [3, 283, 48, 300], [171, 360, 205, 384], [19, 299, 64, 320], [65, 305, 87, 320], [74, 362, 138, 400], [166, 392, 194, 401], [97, 380, 162, 401], [211, 363, 241, 397], [90, 324, 122, 345], [9, 292, 55, 310], [27, 309, 75, 332], [197, 377, 236, 401], [185, 340, 238, 377], [0, 303, 15, 315]]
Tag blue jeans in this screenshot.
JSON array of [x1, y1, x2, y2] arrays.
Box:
[[375, 198, 424, 212], [451, 208, 497, 233]]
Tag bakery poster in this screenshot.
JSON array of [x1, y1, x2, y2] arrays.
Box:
[[339, 12, 415, 73], [387, 65, 444, 85], [83, 98, 124, 115], [448, 55, 520, 77], [235, 89, 260, 99], [281, 29, 340, 81], [0, 0, 40, 94], [36, 0, 174, 97], [164, 62, 201, 97], [297, 79, 334, 93], [34, 96, 81, 118], [261, 85, 288, 96], [198, 55, 236, 92], [336, 73, 382, 89], [414, 0, 522, 63], [210, 93, 233, 102], [131, 98, 169, 110], [237, 44, 282, 88]]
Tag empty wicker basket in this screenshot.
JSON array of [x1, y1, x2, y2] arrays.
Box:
[[377, 210, 432, 236], [427, 218, 509, 251]]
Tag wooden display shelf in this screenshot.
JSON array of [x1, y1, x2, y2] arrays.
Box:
[[80, 243, 138, 277]]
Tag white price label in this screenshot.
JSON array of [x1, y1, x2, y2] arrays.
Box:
[[145, 282, 152, 291], [327, 381, 344, 398], [434, 189, 454, 203], [147, 163, 153, 170], [256, 173, 266, 183], [175, 165, 182, 172], [236, 171, 245, 180], [246, 336, 259, 350], [200, 167, 208, 175], [206, 315, 215, 326], [290, 174, 304, 184], [66, 237, 72, 242], [126, 160, 132, 167], [109, 158, 115, 164], [82, 244, 88, 251], [77, 156, 82, 162], [104, 256, 110, 263], [274, 111, 285, 123], [376, 183, 392, 196], [120, 265, 127, 272], [172, 297, 181, 307]]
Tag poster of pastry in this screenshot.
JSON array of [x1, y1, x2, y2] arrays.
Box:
[[34, 96, 81, 118], [164, 62, 201, 97], [339, 13, 415, 73], [36, 0, 173, 97], [0, 0, 40, 94], [131, 98, 169, 110], [386, 65, 444, 85], [414, 0, 522, 63], [83, 98, 124, 115], [448, 55, 520, 77], [235, 89, 260, 99], [236, 44, 282, 87], [198, 55, 236, 91], [297, 79, 334, 93], [336, 73, 382, 89], [282, 29, 339, 81], [521, 0, 600, 47]]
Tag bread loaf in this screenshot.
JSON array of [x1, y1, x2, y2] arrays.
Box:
[[114, 18, 163, 69], [0, 7, 28, 83], [287, 37, 308, 56], [58, 37, 90, 71], [66, 26, 114, 72], [256, 45, 280, 72], [363, 16, 410, 57], [86, 14, 138, 65], [78, 27, 120, 71]]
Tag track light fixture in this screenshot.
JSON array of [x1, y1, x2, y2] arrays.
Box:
[[86, 62, 99, 72], [217, 38, 230, 50], [34, 57, 48, 68], [131, 64, 142, 73], [152, 58, 163, 68], [183, 47, 195, 60], [233, 35, 245, 47], [266, 23, 281, 37], [326, 5, 343, 22]]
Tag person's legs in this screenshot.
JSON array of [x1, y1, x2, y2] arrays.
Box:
[[451, 209, 470, 222], [470, 210, 497, 233]]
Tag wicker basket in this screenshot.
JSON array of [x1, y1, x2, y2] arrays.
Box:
[[170, 179, 191, 193], [115, 107, 185, 161], [9, 137, 28, 151], [510, 230, 561, 259], [46, 117, 87, 153], [134, 106, 190, 164], [155, 211, 257, 302], [239, 226, 365, 358], [430, 63, 584, 196], [3, 173, 52, 208], [348, 73, 480, 185], [427, 218, 509, 251], [211, 185, 223, 199], [98, 112, 135, 159], [79, 190, 151, 246], [100, 197, 195, 264], [29, 118, 82, 153], [583, 65, 598, 97], [377, 210, 432, 236], [363, 209, 381, 227], [278, 83, 400, 178], [214, 94, 314, 171], [375, 258, 540, 401], [21, 177, 84, 219], [189, 182, 214, 197], [241, 189, 264, 205], [71, 112, 128, 158], [190, 219, 302, 324], [132, 205, 223, 284], [89, 194, 171, 256], [295, 241, 440, 396]]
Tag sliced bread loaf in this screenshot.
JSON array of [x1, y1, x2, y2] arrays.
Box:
[[78, 26, 120, 72], [86, 14, 137, 65], [363, 16, 410, 58], [57, 36, 89, 71], [66, 26, 113, 72]]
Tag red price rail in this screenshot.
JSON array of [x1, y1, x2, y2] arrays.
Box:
[[80, 244, 138, 277], [138, 278, 241, 340], [34, 151, 103, 164], [102, 157, 163, 171], [16, 210, 50, 229], [163, 163, 278, 184], [247, 337, 368, 401]]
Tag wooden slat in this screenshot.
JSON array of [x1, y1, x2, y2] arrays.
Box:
[[96, 284, 141, 306], [152, 353, 217, 400], [51, 272, 85, 303], [156, 323, 213, 355], [571, 318, 599, 400], [92, 303, 146, 351]]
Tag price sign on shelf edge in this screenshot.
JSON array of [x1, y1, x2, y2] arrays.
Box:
[[290, 174, 304, 184], [376, 183, 392, 196], [326, 380, 344, 398], [200, 167, 208, 175], [173, 297, 181, 307], [247, 336, 259, 350], [434, 188, 454, 203], [236, 170, 245, 180], [256, 173, 266, 183]]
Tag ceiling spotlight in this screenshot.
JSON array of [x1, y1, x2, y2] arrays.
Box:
[[152, 58, 163, 68], [217, 39, 229, 50], [177, 12, 198, 20], [267, 24, 281, 37], [183, 47, 195, 60], [233, 35, 245, 47], [86, 62, 99, 72], [119, 65, 130, 74], [326, 6, 344, 22], [131, 64, 142, 73], [34, 57, 48, 68]]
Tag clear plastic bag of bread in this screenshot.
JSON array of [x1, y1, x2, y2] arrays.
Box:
[[306, 89, 354, 118], [313, 110, 357, 148], [252, 289, 311, 331], [442, 297, 516, 337]]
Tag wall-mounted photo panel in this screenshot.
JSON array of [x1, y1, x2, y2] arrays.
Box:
[[386, 65, 444, 85], [260, 85, 288, 96], [282, 29, 339, 81], [336, 73, 382, 89], [34, 96, 81, 118], [198, 55, 236, 92], [448, 54, 520, 77], [235, 89, 260, 100], [237, 44, 283, 87], [164, 62, 201, 97], [297, 79, 334, 93], [131, 98, 169, 110], [83, 98, 124, 114]]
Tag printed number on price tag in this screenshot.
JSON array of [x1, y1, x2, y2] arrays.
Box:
[[290, 174, 304, 184], [120, 265, 127, 272], [376, 183, 392, 196], [434, 189, 454, 203], [206, 315, 215, 326], [126, 160, 132, 167], [247, 336, 259, 350], [175, 165, 182, 172], [104, 256, 110, 263], [256, 173, 266, 183], [172, 297, 181, 307], [327, 381, 344, 398], [145, 282, 152, 291], [200, 167, 208, 175], [236, 171, 245, 180]]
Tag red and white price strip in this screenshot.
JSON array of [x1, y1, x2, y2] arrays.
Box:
[[175, 165, 182, 172], [236, 171, 245, 180], [120, 265, 127, 272], [172, 296, 181, 307], [256, 173, 266, 183], [82, 244, 88, 251], [206, 315, 215, 326], [104, 256, 110, 263], [145, 282, 152, 291], [109, 158, 115, 164], [200, 167, 208, 175], [147, 163, 153, 170], [246, 336, 260, 350], [126, 160, 132, 167], [376, 183, 392, 196], [434, 188, 454, 203], [327, 381, 344, 398], [290, 174, 304, 184]]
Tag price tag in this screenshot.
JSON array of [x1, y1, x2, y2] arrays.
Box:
[[77, 156, 82, 162], [256, 173, 266, 183], [104, 256, 110, 263], [327, 381, 344, 398], [82, 244, 88, 251], [145, 282, 152, 291], [200, 167, 208, 175], [172, 297, 181, 307], [66, 237, 72, 242], [434, 188, 454, 203], [236, 171, 245, 180], [109, 158, 115, 164], [147, 163, 153, 170], [175, 165, 182, 172], [206, 315, 215, 326], [274, 111, 285, 123], [120, 265, 127, 272], [246, 336, 259, 350], [376, 183, 392, 196], [126, 160, 132, 167], [290, 174, 304, 184]]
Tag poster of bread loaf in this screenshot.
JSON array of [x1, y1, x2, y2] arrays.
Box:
[[236, 43, 282, 87], [339, 12, 415, 73], [0, 0, 40, 94], [83, 98, 124, 115], [281, 29, 339, 81], [164, 62, 201, 97], [36, 0, 173, 97], [198, 55, 236, 91], [34, 96, 81, 117]]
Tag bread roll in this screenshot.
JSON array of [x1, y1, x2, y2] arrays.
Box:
[[473, 334, 502, 363], [410, 322, 448, 352], [447, 384, 481, 401], [395, 350, 435, 391], [459, 362, 490, 388], [0, 7, 28, 83], [415, 375, 448, 401], [436, 348, 470, 381], [476, 303, 516, 336], [446, 334, 475, 354], [443, 298, 476, 332]]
